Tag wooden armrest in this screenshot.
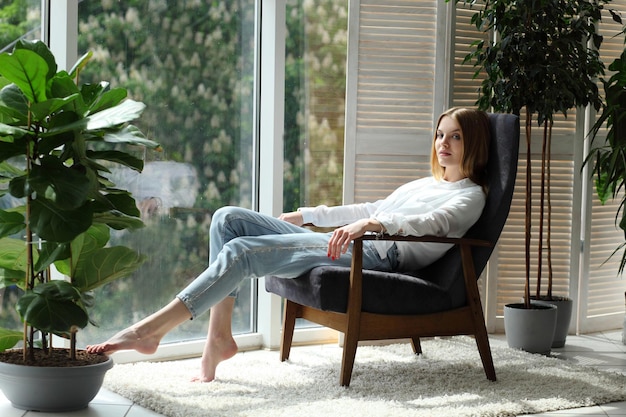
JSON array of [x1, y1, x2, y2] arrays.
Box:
[[358, 234, 493, 248]]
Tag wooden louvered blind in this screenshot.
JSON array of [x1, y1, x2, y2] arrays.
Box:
[[577, 7, 626, 332], [494, 161, 575, 315], [345, 0, 438, 204], [453, 4, 489, 108], [452, 1, 581, 330], [344, 0, 626, 333]]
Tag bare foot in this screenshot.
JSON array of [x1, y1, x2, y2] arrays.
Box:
[[85, 327, 161, 356], [190, 336, 238, 382]]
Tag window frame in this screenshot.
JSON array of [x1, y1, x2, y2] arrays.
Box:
[[43, 0, 626, 361]]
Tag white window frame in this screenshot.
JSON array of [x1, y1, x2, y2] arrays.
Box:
[[42, 0, 626, 362]]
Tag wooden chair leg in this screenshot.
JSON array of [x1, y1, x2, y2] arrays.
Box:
[[474, 329, 496, 381], [411, 337, 422, 355], [280, 299, 299, 362], [340, 331, 359, 387], [459, 244, 496, 381]]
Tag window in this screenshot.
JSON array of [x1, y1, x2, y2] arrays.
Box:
[[75, 0, 257, 346], [344, 0, 440, 207], [283, 0, 348, 212], [2, 0, 625, 353], [344, 0, 626, 335], [0, 0, 42, 338], [0, 0, 40, 52]]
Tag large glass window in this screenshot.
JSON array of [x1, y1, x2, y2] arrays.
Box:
[[283, 0, 348, 330], [0, 0, 40, 53], [0, 0, 42, 343], [75, 0, 257, 346], [283, 0, 348, 212]]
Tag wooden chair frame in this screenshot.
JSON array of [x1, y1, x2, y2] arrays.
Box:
[[278, 234, 496, 387]]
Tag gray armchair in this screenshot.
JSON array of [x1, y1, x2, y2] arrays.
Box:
[[265, 113, 520, 386]]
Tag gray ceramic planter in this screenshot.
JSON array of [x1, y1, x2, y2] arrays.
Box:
[[531, 297, 573, 348], [0, 355, 113, 412], [504, 302, 557, 355]]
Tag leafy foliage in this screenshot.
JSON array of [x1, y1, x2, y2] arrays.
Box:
[[463, 0, 608, 304], [0, 0, 348, 347], [0, 39, 159, 360]]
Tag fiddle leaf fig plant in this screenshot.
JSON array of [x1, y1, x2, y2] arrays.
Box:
[[0, 39, 160, 362]]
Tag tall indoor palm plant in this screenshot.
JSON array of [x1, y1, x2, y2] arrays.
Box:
[[463, 0, 607, 352]]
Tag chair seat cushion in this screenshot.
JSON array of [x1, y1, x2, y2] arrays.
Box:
[[265, 266, 465, 315]]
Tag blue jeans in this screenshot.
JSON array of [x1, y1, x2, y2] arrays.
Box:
[[177, 206, 398, 318]]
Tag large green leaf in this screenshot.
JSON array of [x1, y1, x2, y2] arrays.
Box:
[[33, 241, 70, 273], [0, 268, 24, 290], [55, 224, 109, 276], [29, 94, 80, 122], [0, 122, 28, 138], [14, 39, 57, 81], [29, 157, 91, 210], [68, 50, 92, 80], [0, 135, 27, 164], [0, 328, 22, 352], [0, 83, 29, 122], [38, 99, 146, 137], [87, 86, 126, 114], [100, 192, 141, 217], [86, 99, 145, 130], [0, 237, 31, 273], [93, 211, 144, 231], [7, 174, 27, 198], [87, 149, 144, 172], [17, 281, 88, 335], [0, 160, 24, 176], [0, 48, 48, 104], [0, 209, 24, 238], [102, 124, 160, 149], [29, 198, 93, 243], [69, 246, 145, 292]]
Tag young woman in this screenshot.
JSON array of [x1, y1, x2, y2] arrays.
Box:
[[86, 107, 491, 382]]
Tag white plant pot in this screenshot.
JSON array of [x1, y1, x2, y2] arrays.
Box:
[[504, 302, 557, 355]]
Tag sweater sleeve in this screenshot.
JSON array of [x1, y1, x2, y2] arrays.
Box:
[[374, 187, 486, 238], [298, 201, 383, 227], [299, 178, 485, 239]]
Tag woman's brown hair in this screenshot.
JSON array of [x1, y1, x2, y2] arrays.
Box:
[[430, 107, 491, 189]]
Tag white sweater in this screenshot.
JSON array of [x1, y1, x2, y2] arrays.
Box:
[[298, 177, 486, 270]]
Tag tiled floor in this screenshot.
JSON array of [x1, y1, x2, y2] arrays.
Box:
[[0, 331, 625, 417]]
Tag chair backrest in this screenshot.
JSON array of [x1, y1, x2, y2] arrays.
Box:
[[415, 113, 520, 306], [466, 113, 520, 264]]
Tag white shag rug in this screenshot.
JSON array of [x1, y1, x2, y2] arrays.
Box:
[[103, 336, 626, 417]]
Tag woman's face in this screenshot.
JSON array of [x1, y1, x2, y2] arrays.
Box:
[[435, 115, 465, 181]]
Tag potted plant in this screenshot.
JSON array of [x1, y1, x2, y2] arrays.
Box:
[[463, 0, 607, 353], [585, 12, 626, 344], [0, 40, 160, 412]]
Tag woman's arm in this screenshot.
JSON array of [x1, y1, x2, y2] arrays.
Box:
[[376, 189, 486, 238], [278, 210, 384, 260], [278, 211, 304, 226], [327, 218, 385, 260]]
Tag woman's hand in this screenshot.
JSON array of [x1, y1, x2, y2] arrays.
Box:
[[327, 219, 383, 260], [278, 211, 304, 227]]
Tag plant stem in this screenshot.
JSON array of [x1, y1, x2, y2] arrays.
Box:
[[546, 121, 553, 299], [537, 122, 548, 300], [23, 107, 34, 362], [70, 332, 77, 360], [525, 110, 532, 309]]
